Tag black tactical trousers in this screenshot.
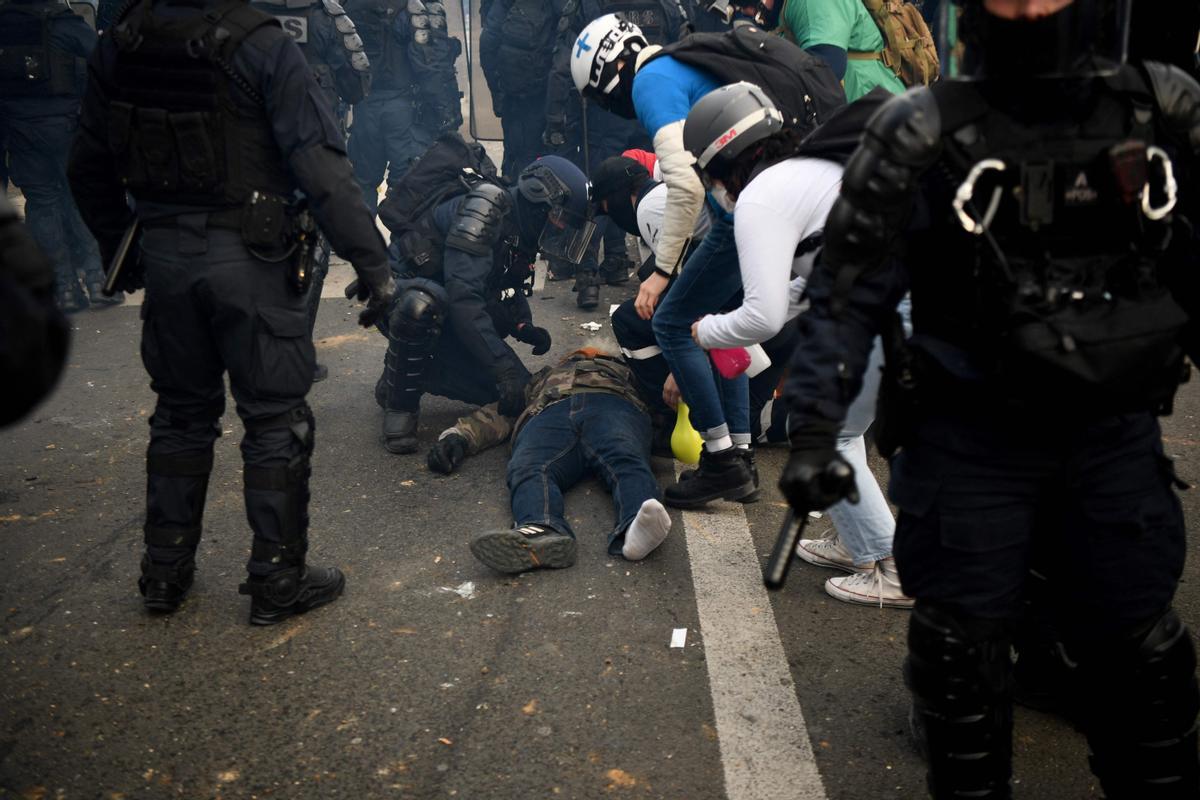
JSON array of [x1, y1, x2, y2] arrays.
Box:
[[891, 411, 1198, 798], [139, 219, 316, 578]]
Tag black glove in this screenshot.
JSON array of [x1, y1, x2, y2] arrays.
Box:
[[427, 433, 468, 474], [496, 372, 529, 418], [345, 266, 396, 328], [514, 323, 552, 355], [542, 117, 566, 148], [778, 423, 860, 513]]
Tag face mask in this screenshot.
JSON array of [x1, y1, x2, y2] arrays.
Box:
[[710, 184, 736, 214], [603, 195, 641, 238]]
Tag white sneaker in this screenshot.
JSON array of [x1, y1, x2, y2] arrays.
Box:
[[795, 531, 867, 574], [825, 563, 914, 609]]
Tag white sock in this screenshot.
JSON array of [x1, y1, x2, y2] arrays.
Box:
[[704, 434, 733, 453], [622, 499, 672, 561]]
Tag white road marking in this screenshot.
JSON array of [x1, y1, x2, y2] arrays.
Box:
[[678, 469, 827, 800], [533, 258, 547, 295]]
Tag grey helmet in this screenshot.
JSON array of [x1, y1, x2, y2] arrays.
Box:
[[683, 82, 784, 176]]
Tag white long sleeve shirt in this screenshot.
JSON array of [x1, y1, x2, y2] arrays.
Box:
[[695, 157, 844, 350]]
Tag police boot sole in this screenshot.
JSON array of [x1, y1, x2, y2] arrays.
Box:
[[577, 292, 600, 310], [663, 477, 757, 510], [384, 437, 419, 455], [143, 592, 188, 615], [470, 530, 577, 574], [248, 573, 346, 626]]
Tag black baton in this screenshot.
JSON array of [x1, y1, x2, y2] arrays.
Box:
[[103, 218, 140, 297], [764, 508, 808, 591]]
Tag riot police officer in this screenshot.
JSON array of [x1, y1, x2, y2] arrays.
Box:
[[251, 0, 370, 381], [67, 0, 396, 625], [479, 0, 563, 180], [778, 0, 1200, 795], [0, 0, 117, 313], [374, 154, 593, 455], [345, 0, 463, 214], [545, 0, 690, 305]]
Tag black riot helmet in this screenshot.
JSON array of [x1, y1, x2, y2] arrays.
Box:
[[516, 155, 597, 265], [942, 0, 1131, 80], [683, 82, 784, 182]]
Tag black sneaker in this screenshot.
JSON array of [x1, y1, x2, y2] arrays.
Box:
[[679, 448, 760, 503], [239, 565, 346, 626], [664, 446, 756, 509], [86, 280, 124, 307], [382, 410, 419, 454], [470, 524, 577, 574], [138, 555, 195, 614]]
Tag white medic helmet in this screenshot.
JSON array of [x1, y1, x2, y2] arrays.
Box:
[[570, 14, 649, 107]]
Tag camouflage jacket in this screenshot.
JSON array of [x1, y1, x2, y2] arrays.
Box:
[[442, 355, 649, 454]]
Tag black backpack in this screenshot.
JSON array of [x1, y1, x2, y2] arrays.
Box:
[[378, 132, 501, 278], [650, 24, 846, 136], [792, 87, 891, 164]]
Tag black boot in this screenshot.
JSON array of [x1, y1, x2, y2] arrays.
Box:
[[56, 281, 88, 314], [86, 275, 124, 307], [600, 255, 632, 285], [239, 565, 346, 626], [138, 554, 195, 614], [664, 446, 756, 508], [313, 363, 329, 383], [575, 271, 600, 310], [382, 409, 419, 454], [679, 447, 760, 503]]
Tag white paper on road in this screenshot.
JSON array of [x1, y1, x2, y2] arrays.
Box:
[[670, 627, 687, 648]]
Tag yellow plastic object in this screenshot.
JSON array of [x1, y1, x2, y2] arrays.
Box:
[[671, 401, 704, 465]]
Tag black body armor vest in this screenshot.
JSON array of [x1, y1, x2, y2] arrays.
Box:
[[351, 0, 410, 91], [106, 0, 295, 208], [0, 0, 83, 97], [908, 71, 1190, 414]]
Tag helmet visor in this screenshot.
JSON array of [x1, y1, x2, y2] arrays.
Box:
[[539, 207, 598, 265], [941, 0, 1130, 80]]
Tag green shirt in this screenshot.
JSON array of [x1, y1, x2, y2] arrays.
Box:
[[781, 0, 906, 101]]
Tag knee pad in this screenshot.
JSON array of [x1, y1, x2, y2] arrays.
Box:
[[388, 284, 447, 345], [1082, 608, 1199, 798], [906, 601, 1013, 799]]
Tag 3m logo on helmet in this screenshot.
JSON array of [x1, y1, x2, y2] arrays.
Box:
[[714, 127, 738, 151]]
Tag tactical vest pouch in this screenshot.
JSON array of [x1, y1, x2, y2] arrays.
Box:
[[858, 0, 939, 87], [241, 191, 294, 258], [0, 44, 45, 85], [1001, 287, 1187, 410], [0, 6, 78, 97]]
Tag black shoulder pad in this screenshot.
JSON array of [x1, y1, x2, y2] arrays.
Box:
[[445, 183, 512, 256], [1144, 61, 1200, 155]]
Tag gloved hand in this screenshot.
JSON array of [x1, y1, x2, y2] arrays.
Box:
[[514, 323, 551, 355], [346, 265, 396, 328], [427, 433, 468, 474], [542, 116, 566, 148], [778, 422, 860, 513], [496, 372, 529, 418]]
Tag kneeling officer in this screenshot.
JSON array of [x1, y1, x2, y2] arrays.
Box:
[[375, 153, 595, 454], [68, 0, 396, 625]]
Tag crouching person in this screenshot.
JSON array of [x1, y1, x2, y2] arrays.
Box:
[[426, 348, 672, 573]]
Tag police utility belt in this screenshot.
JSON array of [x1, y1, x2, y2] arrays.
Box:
[[143, 190, 320, 295]]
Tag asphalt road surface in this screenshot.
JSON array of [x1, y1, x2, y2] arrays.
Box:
[[2, 256, 1199, 800]]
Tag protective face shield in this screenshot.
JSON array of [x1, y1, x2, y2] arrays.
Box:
[[517, 157, 598, 265], [941, 0, 1131, 80]]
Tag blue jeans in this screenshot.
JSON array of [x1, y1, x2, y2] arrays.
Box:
[[507, 393, 659, 557], [348, 92, 435, 215], [651, 215, 749, 438], [7, 113, 102, 289]]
